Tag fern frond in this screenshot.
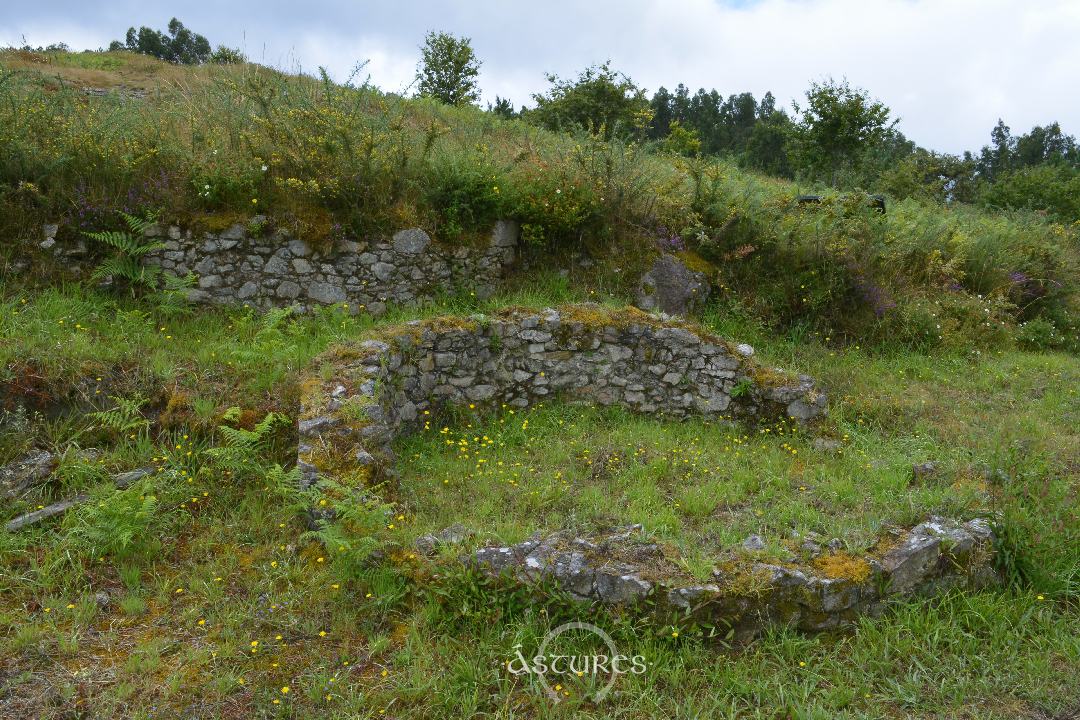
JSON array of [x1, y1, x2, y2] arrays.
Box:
[[84, 230, 141, 253], [91, 255, 142, 282], [120, 209, 158, 234]]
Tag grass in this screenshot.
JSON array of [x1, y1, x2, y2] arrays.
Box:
[[0, 47, 1078, 719], [0, 282, 1077, 718], [1, 48, 1077, 350]]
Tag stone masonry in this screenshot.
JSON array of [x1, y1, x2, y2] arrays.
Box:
[[44, 220, 519, 315], [297, 304, 827, 490]]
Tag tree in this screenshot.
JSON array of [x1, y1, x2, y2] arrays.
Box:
[[415, 31, 481, 106], [657, 121, 701, 157], [793, 78, 897, 184], [744, 112, 795, 177], [209, 45, 247, 65], [487, 96, 517, 119], [975, 119, 1015, 182], [529, 62, 652, 140], [113, 18, 211, 65]]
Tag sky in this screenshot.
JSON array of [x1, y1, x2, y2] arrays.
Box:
[[3, 0, 1078, 155]]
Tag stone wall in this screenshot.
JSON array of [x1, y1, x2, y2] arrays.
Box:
[[42, 220, 519, 314], [468, 517, 997, 641], [297, 304, 826, 490], [294, 306, 998, 637]]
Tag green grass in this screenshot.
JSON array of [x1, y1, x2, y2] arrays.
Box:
[[0, 282, 1078, 718], [2, 49, 1077, 350]]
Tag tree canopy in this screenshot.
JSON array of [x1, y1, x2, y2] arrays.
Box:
[[415, 31, 482, 106], [109, 18, 211, 65], [528, 62, 653, 140]]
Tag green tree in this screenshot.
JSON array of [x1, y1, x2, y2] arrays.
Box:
[[487, 96, 517, 119], [529, 62, 652, 140], [793, 78, 896, 185], [744, 112, 794, 177], [209, 45, 247, 65], [112, 18, 211, 65], [656, 120, 701, 157], [415, 31, 482, 106]]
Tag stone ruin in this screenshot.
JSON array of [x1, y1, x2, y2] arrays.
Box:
[[295, 304, 996, 638], [297, 304, 826, 490], [39, 220, 520, 315]]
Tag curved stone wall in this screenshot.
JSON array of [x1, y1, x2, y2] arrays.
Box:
[[295, 306, 996, 637], [297, 304, 827, 489], [42, 220, 519, 314], [468, 517, 997, 641]]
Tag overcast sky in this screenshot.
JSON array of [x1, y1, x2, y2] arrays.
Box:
[[3, 1, 1077, 154]]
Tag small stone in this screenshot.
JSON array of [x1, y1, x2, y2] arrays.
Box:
[[742, 534, 766, 551], [307, 282, 346, 304], [594, 571, 651, 604], [40, 237, 56, 250], [490, 219, 519, 248], [634, 254, 711, 316], [288, 239, 312, 257], [812, 438, 842, 453], [415, 523, 472, 555], [1, 451, 57, 499], [276, 281, 301, 299], [735, 343, 754, 357], [221, 224, 246, 241], [372, 262, 395, 281], [912, 462, 939, 481], [94, 591, 110, 608], [43, 224, 59, 240]]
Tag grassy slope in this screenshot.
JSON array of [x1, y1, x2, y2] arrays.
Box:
[[1, 283, 1078, 719], [0, 51, 1078, 719]]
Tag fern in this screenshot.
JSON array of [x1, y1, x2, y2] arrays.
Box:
[[67, 479, 159, 559], [89, 394, 150, 435], [205, 410, 290, 475], [82, 211, 190, 307]]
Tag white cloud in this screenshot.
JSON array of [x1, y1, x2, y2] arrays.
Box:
[[3, 0, 1078, 153]]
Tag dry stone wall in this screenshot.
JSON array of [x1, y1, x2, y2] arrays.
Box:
[[42, 220, 519, 314], [468, 517, 997, 641], [297, 304, 827, 490], [294, 305, 996, 637]]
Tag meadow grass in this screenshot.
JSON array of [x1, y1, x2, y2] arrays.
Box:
[[2, 48, 1077, 351], [0, 282, 1077, 718], [0, 52, 1078, 716]]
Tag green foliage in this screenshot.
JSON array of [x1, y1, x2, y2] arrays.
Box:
[[422, 151, 503, 238], [83, 212, 195, 308], [992, 518, 1041, 591], [981, 164, 1080, 223], [84, 211, 163, 285], [66, 480, 160, 560], [415, 31, 482, 106], [204, 410, 290, 477], [1016, 317, 1068, 351], [529, 62, 653, 140], [656, 120, 701, 157], [110, 18, 211, 65], [793, 78, 898, 184], [89, 394, 150, 436], [208, 45, 246, 65]]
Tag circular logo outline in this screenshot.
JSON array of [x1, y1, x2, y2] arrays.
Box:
[[534, 621, 621, 703]]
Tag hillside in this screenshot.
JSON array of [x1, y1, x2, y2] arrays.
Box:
[[0, 50, 1078, 719]]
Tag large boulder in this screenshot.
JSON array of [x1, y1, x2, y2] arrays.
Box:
[[635, 254, 710, 316]]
